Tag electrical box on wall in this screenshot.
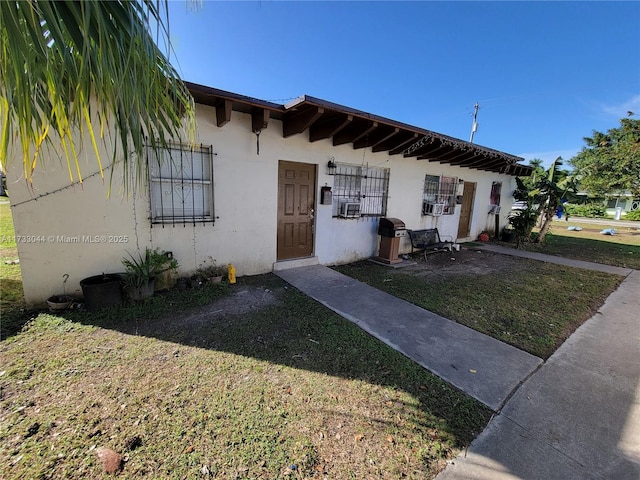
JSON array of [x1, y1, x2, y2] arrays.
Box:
[[320, 186, 332, 205]]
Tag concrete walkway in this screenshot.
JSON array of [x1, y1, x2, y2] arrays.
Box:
[[276, 265, 542, 411], [277, 248, 640, 479]]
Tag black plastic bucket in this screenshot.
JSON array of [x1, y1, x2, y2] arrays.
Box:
[[79, 274, 122, 311]]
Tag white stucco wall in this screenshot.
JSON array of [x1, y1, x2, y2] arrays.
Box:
[[6, 103, 518, 307]]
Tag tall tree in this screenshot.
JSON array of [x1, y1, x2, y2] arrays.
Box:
[[0, 0, 195, 192], [570, 118, 640, 198]]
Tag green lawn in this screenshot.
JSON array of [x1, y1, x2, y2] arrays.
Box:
[[0, 275, 490, 480], [523, 220, 640, 269], [0, 200, 25, 332]]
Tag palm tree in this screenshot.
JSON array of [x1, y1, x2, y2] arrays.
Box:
[[0, 0, 195, 192]]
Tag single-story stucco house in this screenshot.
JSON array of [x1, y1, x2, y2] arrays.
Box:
[[7, 82, 532, 307]]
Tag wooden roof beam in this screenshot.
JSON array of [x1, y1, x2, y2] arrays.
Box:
[[454, 155, 490, 168], [476, 158, 511, 171], [309, 114, 353, 142], [283, 106, 325, 138], [440, 150, 477, 164], [376, 132, 419, 154], [251, 108, 270, 133], [216, 99, 232, 127], [353, 126, 399, 149], [333, 120, 378, 146], [405, 138, 446, 158], [415, 144, 452, 160], [462, 157, 507, 172]]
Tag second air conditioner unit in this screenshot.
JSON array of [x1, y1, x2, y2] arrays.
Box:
[[422, 202, 445, 216]]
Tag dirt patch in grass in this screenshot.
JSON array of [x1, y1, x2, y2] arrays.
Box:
[[179, 284, 281, 325], [399, 248, 524, 280]]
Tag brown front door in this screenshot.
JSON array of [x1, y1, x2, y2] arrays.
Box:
[[457, 181, 476, 238], [277, 161, 316, 260]]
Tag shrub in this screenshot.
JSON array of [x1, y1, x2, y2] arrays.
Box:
[[563, 202, 606, 218], [625, 209, 640, 221], [508, 206, 539, 248]]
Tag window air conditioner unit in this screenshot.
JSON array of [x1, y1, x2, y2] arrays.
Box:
[[339, 201, 361, 218], [423, 202, 445, 216], [489, 205, 502, 214]]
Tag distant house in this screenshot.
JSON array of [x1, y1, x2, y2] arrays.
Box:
[[7, 82, 532, 307], [573, 191, 639, 217], [604, 193, 639, 216]]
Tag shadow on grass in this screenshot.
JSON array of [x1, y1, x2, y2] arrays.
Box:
[[0, 279, 30, 339], [42, 274, 489, 446]]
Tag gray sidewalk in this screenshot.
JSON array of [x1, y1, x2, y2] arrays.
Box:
[[275, 265, 542, 411], [437, 269, 640, 480]]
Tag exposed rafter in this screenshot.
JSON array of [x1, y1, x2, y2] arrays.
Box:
[[216, 99, 232, 127], [354, 126, 399, 149], [375, 131, 418, 153], [251, 108, 270, 133], [333, 120, 378, 146], [282, 106, 324, 138], [309, 114, 353, 142]]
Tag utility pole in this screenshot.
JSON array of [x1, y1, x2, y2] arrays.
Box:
[[469, 102, 479, 143]]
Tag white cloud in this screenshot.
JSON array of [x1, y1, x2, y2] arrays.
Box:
[[599, 94, 640, 118], [516, 148, 582, 169]]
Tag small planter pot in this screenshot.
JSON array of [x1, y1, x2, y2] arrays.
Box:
[[46, 295, 74, 312], [209, 276, 224, 285], [124, 280, 155, 301]]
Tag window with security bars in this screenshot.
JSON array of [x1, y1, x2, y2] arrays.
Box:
[[423, 174, 457, 215], [332, 164, 390, 218], [147, 143, 214, 225]]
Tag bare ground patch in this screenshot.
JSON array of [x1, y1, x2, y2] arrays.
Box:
[[399, 247, 523, 280]]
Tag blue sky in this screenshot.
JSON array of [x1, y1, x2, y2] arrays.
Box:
[[167, 1, 640, 168]]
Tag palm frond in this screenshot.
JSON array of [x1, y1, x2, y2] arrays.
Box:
[[0, 0, 196, 193]]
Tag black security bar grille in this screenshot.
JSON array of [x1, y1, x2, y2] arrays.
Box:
[[147, 143, 215, 226], [332, 164, 389, 218]]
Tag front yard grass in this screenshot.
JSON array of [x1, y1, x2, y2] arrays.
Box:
[[0, 200, 25, 328], [0, 275, 490, 480], [523, 220, 640, 269], [335, 256, 622, 359]]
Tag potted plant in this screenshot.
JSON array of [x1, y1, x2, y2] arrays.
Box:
[[192, 258, 226, 286], [46, 274, 75, 311], [122, 248, 178, 301]]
